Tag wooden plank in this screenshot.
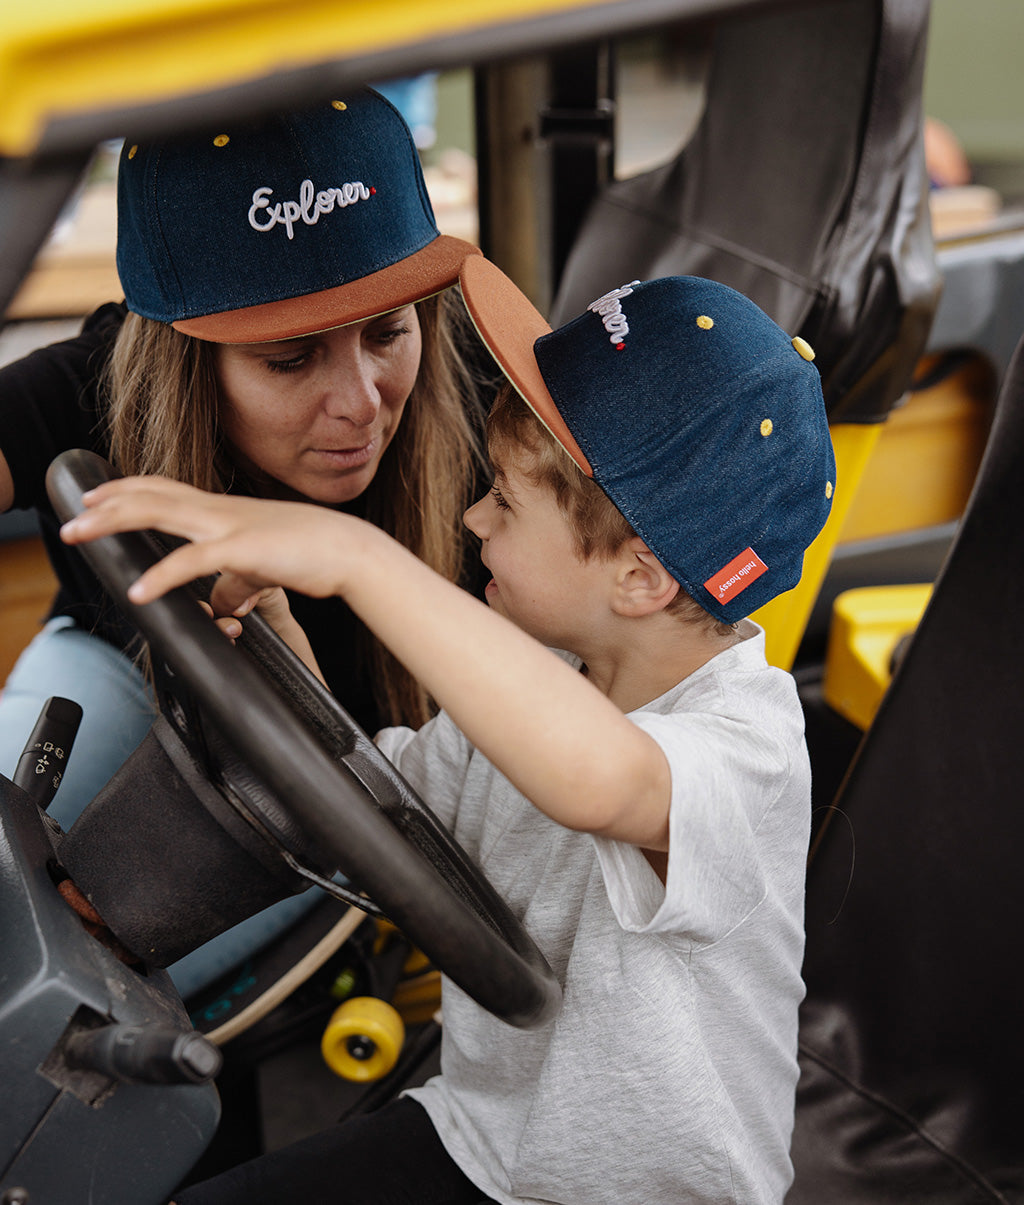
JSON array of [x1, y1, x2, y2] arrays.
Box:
[[0, 537, 57, 682]]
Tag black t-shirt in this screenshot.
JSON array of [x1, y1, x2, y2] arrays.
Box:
[[0, 305, 487, 735], [0, 304, 130, 647]]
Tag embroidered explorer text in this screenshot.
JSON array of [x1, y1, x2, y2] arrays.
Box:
[[248, 178, 373, 239], [587, 281, 641, 346]]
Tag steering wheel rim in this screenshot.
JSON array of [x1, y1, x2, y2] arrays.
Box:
[[46, 448, 561, 1029]]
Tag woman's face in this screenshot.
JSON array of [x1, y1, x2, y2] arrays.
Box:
[[213, 306, 422, 505]]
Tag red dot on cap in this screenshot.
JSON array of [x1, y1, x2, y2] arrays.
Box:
[[616, 342, 625, 350]]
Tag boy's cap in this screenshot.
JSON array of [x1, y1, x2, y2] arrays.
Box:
[[117, 89, 480, 343], [459, 256, 835, 623]]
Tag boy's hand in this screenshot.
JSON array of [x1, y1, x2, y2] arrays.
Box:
[[59, 476, 355, 606], [60, 477, 337, 682]]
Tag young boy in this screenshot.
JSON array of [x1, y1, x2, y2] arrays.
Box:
[[62, 258, 835, 1205]]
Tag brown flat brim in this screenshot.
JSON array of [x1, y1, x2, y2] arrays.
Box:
[[173, 235, 480, 343], [458, 256, 593, 476]]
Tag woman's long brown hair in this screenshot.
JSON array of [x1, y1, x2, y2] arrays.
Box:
[[104, 289, 484, 727]]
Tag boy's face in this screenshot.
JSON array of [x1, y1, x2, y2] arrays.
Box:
[[464, 450, 610, 650]]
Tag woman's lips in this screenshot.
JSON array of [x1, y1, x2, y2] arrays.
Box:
[[310, 439, 378, 470]]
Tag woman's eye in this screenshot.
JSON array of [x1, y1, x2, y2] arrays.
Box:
[[490, 486, 511, 511], [265, 354, 310, 374], [373, 323, 411, 346]]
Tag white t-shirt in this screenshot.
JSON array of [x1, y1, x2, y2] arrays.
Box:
[[375, 621, 810, 1205]]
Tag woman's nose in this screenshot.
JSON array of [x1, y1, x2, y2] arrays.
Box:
[[321, 358, 381, 426]]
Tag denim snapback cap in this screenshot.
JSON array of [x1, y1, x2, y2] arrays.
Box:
[[459, 256, 835, 623], [117, 89, 479, 343]]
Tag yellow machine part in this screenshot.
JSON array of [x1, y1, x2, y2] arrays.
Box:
[[752, 422, 881, 670], [392, 970, 442, 1026], [369, 918, 441, 1025], [836, 353, 995, 543], [822, 583, 932, 731], [754, 353, 995, 671], [0, 0, 622, 157]]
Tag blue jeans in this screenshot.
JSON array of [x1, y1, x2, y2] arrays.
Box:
[[0, 616, 319, 998], [0, 616, 157, 824]]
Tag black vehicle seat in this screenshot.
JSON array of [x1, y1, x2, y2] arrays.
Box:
[[788, 324, 1024, 1202]]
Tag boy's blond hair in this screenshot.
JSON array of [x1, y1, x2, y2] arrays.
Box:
[[486, 384, 733, 636]]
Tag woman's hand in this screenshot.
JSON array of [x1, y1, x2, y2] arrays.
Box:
[[205, 588, 326, 684]]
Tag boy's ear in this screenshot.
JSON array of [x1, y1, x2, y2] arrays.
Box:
[[612, 537, 680, 617]]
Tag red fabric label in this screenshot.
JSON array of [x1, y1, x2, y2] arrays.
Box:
[[704, 548, 768, 605]]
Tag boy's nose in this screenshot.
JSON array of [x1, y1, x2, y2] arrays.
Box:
[[464, 495, 488, 537]]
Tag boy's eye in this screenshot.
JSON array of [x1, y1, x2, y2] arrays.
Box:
[[490, 486, 511, 511]]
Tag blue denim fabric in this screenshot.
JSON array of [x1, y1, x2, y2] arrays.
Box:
[[0, 616, 156, 823], [117, 89, 442, 322], [534, 276, 836, 622]]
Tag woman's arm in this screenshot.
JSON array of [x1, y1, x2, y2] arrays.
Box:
[[0, 448, 14, 513], [61, 477, 671, 851]]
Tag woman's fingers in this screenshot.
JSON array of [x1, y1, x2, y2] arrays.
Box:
[[215, 616, 244, 641], [203, 574, 268, 616]]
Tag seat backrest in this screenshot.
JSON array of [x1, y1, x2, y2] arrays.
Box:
[[789, 326, 1024, 1202], [551, 0, 940, 425]]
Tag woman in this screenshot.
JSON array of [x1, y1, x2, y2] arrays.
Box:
[[0, 89, 486, 987]]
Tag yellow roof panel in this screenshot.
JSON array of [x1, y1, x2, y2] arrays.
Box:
[[0, 0, 624, 156]]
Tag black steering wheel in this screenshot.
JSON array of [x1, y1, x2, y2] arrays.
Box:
[[46, 448, 560, 1029]]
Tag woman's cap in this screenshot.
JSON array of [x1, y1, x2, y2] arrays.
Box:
[[459, 257, 835, 623], [116, 89, 480, 343]]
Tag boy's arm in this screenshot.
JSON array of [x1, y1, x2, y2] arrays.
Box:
[[61, 478, 671, 852]]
